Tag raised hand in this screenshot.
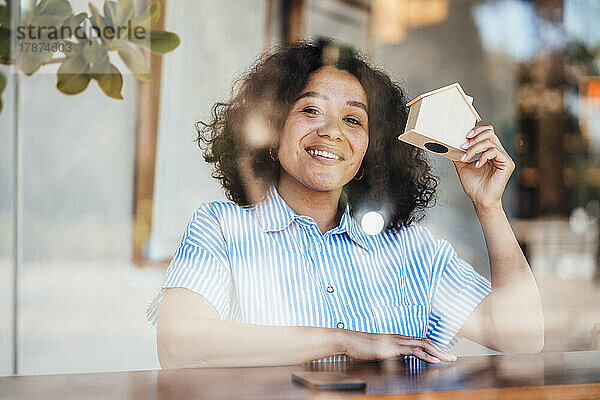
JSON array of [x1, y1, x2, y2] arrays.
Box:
[[454, 125, 515, 210]]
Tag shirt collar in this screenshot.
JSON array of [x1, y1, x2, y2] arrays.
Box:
[[255, 186, 372, 251], [334, 204, 372, 251], [254, 185, 297, 232]]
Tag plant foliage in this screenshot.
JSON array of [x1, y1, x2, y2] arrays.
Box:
[[0, 0, 179, 107]]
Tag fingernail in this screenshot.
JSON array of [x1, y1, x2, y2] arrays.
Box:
[[475, 160, 481, 168], [460, 154, 467, 162], [460, 141, 470, 149], [467, 129, 475, 138], [450, 354, 457, 361], [431, 357, 440, 363]]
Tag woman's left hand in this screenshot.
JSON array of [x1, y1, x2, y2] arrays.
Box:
[[453, 125, 515, 209]]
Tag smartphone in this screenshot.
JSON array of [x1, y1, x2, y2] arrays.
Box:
[[291, 371, 366, 390]]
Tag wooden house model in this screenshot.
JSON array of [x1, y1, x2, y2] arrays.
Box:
[[399, 83, 482, 161]]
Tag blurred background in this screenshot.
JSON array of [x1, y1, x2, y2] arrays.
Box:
[[1, 0, 599, 376]]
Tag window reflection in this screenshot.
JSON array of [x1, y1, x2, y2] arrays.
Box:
[[1, 0, 599, 376]]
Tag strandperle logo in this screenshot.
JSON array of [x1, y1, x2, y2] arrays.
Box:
[[16, 19, 147, 41], [16, 18, 149, 59]]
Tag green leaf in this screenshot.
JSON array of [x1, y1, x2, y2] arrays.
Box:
[[88, 3, 105, 33], [114, 39, 152, 81], [58, 54, 89, 74], [116, 0, 134, 26], [94, 62, 123, 99], [36, 0, 61, 13], [83, 40, 109, 68], [130, 1, 160, 28], [0, 71, 6, 93], [130, 30, 179, 55], [65, 39, 87, 57], [32, 0, 72, 27], [0, 28, 10, 60], [57, 55, 91, 94], [103, 1, 117, 28], [0, 1, 10, 28], [19, 48, 54, 75], [63, 12, 87, 34]]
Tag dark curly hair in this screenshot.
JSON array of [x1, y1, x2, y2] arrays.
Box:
[[197, 39, 437, 229]]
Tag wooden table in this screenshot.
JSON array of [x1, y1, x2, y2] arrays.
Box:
[[1, 351, 599, 399]]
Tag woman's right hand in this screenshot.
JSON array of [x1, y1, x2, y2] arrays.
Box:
[[341, 329, 457, 364]]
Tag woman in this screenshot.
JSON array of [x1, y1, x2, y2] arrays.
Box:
[[146, 40, 544, 368]]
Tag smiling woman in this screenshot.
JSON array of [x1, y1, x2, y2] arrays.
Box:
[[146, 39, 544, 369], [196, 39, 437, 229]]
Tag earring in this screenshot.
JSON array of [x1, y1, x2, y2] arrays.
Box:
[[268, 147, 278, 162], [353, 168, 364, 181]]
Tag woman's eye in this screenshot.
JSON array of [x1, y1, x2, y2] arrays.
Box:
[[302, 107, 319, 115], [344, 117, 362, 126]]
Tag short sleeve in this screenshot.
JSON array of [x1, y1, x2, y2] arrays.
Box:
[[426, 238, 492, 350], [145, 203, 232, 328]]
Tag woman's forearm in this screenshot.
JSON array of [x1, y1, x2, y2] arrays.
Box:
[[475, 202, 544, 352], [157, 317, 345, 368]]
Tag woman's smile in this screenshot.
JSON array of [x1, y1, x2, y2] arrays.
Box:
[[305, 144, 345, 163]]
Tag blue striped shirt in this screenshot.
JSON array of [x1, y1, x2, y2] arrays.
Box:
[[146, 185, 491, 358]]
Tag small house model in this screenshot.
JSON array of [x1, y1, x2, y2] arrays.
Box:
[[399, 83, 482, 161]]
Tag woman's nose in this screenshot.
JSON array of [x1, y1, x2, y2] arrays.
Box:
[[317, 116, 343, 141]]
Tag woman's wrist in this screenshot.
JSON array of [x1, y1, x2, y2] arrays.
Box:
[[473, 200, 504, 219], [332, 327, 350, 356]]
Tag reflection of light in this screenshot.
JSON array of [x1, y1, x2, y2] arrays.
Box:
[[403, 0, 449, 27], [372, 0, 405, 43], [569, 207, 589, 234], [361, 211, 385, 235], [244, 112, 275, 148], [372, 0, 449, 44]]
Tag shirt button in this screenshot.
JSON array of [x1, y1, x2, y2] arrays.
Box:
[[336, 321, 345, 329], [315, 242, 322, 252], [326, 285, 334, 293]]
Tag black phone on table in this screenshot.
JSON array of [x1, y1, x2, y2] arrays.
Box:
[[291, 371, 366, 390]]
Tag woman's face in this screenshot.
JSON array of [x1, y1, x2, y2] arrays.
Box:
[[277, 66, 369, 193]]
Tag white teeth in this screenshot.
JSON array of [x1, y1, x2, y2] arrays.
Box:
[[308, 149, 340, 160]]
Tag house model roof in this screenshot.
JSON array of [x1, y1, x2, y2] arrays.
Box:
[[406, 82, 482, 121]]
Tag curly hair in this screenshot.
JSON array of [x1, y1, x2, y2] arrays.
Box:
[[197, 39, 437, 229]]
